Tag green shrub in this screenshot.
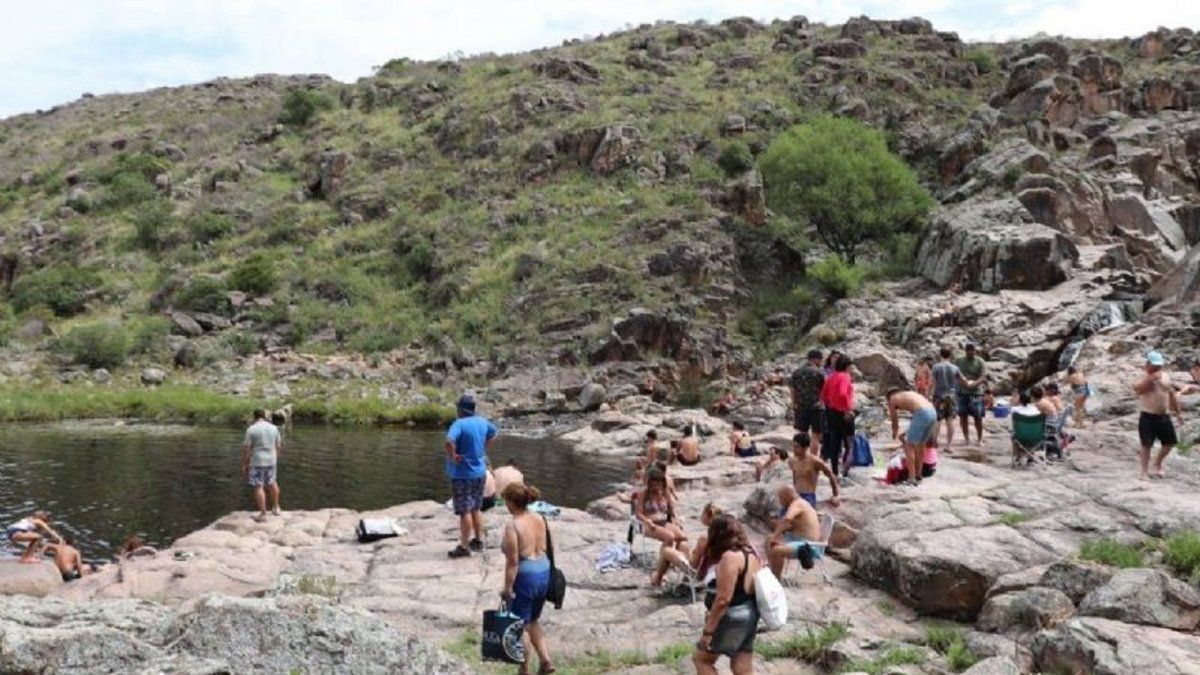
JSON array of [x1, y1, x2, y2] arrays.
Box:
[[59, 320, 131, 369], [994, 511, 1031, 526], [1164, 531, 1200, 583], [873, 232, 918, 279], [128, 316, 171, 355], [966, 48, 998, 74], [717, 141, 755, 177], [96, 152, 169, 210], [173, 277, 230, 314], [0, 304, 17, 346], [188, 212, 236, 244], [1001, 164, 1025, 190], [105, 172, 157, 208], [809, 256, 865, 298], [760, 115, 934, 263], [844, 646, 927, 675], [223, 331, 260, 357], [924, 625, 978, 672], [10, 266, 99, 317], [129, 199, 178, 251], [760, 622, 848, 664], [1079, 538, 1144, 568], [228, 254, 278, 295], [279, 88, 336, 127]]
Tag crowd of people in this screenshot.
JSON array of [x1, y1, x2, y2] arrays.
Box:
[[7, 345, 1194, 675]]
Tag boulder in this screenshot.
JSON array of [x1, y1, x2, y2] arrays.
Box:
[[578, 383, 607, 412], [314, 151, 348, 198], [0, 561, 62, 597], [1072, 54, 1124, 115], [1106, 193, 1188, 260], [961, 656, 1023, 675], [977, 586, 1076, 631], [1032, 617, 1200, 674], [1007, 75, 1083, 129], [173, 341, 198, 369], [557, 125, 643, 176], [531, 58, 600, 83], [1146, 242, 1200, 307], [1005, 54, 1056, 98], [169, 311, 203, 337], [140, 368, 167, 386], [721, 170, 767, 225], [1138, 77, 1188, 113], [813, 39, 866, 59], [916, 200, 1078, 291], [1078, 568, 1200, 630], [853, 521, 1057, 619]]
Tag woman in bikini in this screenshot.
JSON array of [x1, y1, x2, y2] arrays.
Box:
[[637, 468, 690, 586], [1067, 366, 1089, 426]]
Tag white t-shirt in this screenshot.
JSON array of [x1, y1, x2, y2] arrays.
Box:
[[244, 420, 281, 467]]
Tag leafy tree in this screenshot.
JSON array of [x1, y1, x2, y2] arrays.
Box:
[[759, 116, 934, 263], [228, 253, 278, 295], [717, 142, 755, 177]]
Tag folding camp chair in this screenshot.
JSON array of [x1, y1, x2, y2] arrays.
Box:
[[785, 512, 835, 584], [1011, 412, 1048, 468]]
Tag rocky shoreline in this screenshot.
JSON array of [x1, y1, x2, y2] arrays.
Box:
[[3, 381, 1199, 673]]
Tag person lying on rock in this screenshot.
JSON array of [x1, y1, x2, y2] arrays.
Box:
[[786, 433, 840, 507], [43, 536, 89, 582], [729, 421, 759, 458], [637, 467, 690, 587], [5, 511, 61, 563], [886, 388, 937, 487], [766, 486, 822, 577]]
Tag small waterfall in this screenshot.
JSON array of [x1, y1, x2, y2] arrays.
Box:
[[1057, 302, 1127, 371]]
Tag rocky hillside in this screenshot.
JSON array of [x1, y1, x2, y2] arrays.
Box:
[[0, 15, 1197, 412]]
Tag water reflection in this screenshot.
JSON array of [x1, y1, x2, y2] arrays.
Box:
[[0, 423, 627, 559]]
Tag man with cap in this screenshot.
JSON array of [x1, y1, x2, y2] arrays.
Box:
[[790, 349, 826, 452], [445, 394, 498, 558], [1133, 351, 1184, 480], [955, 342, 988, 446]]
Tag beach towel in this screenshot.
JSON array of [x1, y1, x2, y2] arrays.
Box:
[[595, 543, 632, 573], [529, 501, 561, 517]]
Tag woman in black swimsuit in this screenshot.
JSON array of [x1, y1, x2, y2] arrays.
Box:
[[693, 514, 760, 674]]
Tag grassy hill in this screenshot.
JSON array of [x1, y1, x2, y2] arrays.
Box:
[[0, 15, 1191, 418]]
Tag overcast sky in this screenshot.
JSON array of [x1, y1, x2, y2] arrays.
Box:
[[2, 0, 1196, 119]]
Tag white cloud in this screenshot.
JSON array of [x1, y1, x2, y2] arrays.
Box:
[[1, 0, 1198, 119]]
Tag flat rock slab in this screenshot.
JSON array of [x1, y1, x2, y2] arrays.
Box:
[[1032, 617, 1200, 674], [0, 560, 62, 597]]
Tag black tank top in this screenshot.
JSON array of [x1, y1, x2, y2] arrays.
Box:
[[705, 550, 754, 610]]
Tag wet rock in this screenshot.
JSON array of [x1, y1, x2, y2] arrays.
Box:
[[1078, 568, 1200, 630], [0, 561, 62, 597]]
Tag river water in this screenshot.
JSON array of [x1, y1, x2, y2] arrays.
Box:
[[0, 423, 627, 560]]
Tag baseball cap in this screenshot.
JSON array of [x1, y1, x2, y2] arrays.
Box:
[[456, 394, 477, 414], [1146, 351, 1166, 367], [964, 341, 977, 350]]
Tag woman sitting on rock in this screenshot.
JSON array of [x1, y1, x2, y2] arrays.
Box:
[[637, 467, 689, 586], [500, 482, 554, 675], [693, 514, 760, 675]]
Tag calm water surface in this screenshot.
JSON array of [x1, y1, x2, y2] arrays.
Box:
[[0, 423, 627, 559]]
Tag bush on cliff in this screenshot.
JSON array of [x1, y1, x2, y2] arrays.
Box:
[[10, 266, 100, 317], [760, 115, 934, 263], [59, 320, 131, 369], [279, 88, 335, 127]]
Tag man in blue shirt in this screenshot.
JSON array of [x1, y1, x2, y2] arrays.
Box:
[[445, 394, 497, 558]]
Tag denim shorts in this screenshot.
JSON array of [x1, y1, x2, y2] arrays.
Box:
[[957, 393, 984, 419], [906, 407, 938, 445]]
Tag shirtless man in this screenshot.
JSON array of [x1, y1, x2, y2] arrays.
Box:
[[886, 388, 937, 486], [1133, 351, 1184, 480], [766, 486, 823, 577], [786, 433, 841, 507], [675, 426, 701, 466], [493, 460, 524, 497], [43, 537, 89, 581]]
